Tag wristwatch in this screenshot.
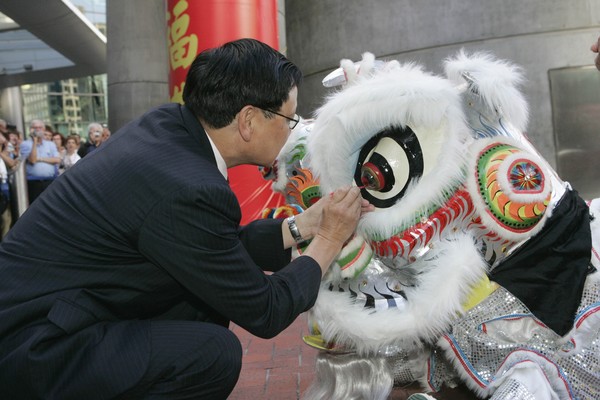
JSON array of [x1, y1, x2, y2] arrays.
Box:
[[286, 215, 304, 243]]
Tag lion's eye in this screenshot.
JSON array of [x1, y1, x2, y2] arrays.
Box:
[[355, 126, 423, 208]]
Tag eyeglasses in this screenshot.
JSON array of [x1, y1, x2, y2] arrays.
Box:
[[258, 108, 300, 130]]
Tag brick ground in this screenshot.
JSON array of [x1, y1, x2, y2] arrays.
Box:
[[229, 313, 317, 400], [229, 314, 475, 400]]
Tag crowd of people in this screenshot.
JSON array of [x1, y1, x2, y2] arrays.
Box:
[[0, 119, 111, 238]]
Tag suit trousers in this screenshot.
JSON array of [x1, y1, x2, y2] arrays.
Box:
[[9, 320, 242, 400], [117, 320, 243, 400]]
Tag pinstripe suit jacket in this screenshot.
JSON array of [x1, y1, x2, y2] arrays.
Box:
[[0, 104, 321, 398]]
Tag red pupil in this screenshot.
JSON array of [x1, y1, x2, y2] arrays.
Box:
[[361, 162, 385, 190]]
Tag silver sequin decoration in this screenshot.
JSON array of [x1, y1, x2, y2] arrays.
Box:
[[438, 282, 600, 399], [489, 378, 536, 400]]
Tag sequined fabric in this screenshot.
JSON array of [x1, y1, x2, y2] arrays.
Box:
[[488, 378, 536, 400], [391, 353, 417, 386], [577, 278, 600, 314], [438, 283, 600, 399], [425, 348, 460, 392]]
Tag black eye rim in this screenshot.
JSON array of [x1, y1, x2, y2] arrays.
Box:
[[354, 125, 424, 208]]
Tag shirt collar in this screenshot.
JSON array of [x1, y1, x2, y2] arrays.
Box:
[[204, 129, 228, 179]]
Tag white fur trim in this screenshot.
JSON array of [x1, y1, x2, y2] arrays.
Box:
[[340, 58, 357, 83], [355, 52, 376, 80], [322, 52, 385, 87], [309, 234, 488, 353], [444, 50, 529, 133]]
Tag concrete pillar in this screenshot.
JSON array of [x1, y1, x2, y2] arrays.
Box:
[[106, 0, 169, 131], [0, 87, 25, 133], [277, 0, 287, 54], [285, 0, 600, 167], [11, 160, 28, 220]]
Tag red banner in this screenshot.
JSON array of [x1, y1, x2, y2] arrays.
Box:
[[167, 0, 285, 224]]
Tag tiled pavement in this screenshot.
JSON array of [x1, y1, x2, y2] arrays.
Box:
[[228, 313, 317, 400], [228, 314, 475, 400]]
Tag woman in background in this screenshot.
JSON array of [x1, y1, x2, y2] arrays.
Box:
[[52, 132, 67, 174], [62, 135, 81, 172]]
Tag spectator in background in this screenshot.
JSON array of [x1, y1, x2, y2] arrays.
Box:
[[0, 131, 17, 171], [62, 135, 81, 172], [592, 35, 600, 70], [102, 125, 111, 144], [19, 119, 60, 204], [0, 130, 16, 239], [52, 132, 66, 157], [52, 132, 67, 174], [0, 119, 17, 162], [6, 129, 20, 160], [78, 122, 103, 158], [43, 125, 54, 142], [70, 133, 81, 148]]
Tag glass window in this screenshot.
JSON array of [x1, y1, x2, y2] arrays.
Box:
[[549, 66, 600, 199], [21, 74, 108, 138]]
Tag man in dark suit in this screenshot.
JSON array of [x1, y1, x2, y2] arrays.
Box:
[[0, 38, 369, 399]]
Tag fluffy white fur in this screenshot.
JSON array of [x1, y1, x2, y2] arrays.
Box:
[[444, 50, 529, 133], [306, 57, 472, 241], [340, 52, 377, 85], [310, 234, 488, 354]]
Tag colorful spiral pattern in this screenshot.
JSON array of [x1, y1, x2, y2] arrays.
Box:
[[475, 143, 549, 232]]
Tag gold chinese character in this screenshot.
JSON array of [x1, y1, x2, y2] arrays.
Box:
[[170, 34, 198, 70], [171, 82, 185, 104]]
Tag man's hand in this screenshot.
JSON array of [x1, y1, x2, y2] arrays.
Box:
[[301, 186, 368, 275], [293, 187, 374, 246], [316, 186, 364, 246]]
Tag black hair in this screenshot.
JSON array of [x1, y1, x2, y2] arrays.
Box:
[[183, 38, 302, 129]]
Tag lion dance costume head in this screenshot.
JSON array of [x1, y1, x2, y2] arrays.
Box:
[[264, 51, 600, 400]]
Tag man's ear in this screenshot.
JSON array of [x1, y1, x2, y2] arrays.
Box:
[[237, 105, 256, 142]]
